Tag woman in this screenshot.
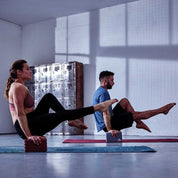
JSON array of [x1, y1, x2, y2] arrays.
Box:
[[4, 60, 117, 145]]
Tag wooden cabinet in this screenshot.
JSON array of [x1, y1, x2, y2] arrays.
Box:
[[26, 61, 84, 135]]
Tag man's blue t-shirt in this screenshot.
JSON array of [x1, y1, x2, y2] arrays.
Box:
[[92, 86, 114, 132]]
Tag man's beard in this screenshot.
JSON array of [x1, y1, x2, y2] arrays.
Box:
[[106, 82, 112, 89]]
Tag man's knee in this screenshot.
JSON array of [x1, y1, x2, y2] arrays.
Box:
[[119, 98, 129, 105]]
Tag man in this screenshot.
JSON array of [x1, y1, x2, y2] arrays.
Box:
[[92, 71, 176, 136]]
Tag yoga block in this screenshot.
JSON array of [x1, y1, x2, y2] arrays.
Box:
[[24, 136, 47, 152], [106, 131, 122, 143]]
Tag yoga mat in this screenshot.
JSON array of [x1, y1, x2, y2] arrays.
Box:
[[0, 146, 156, 153], [63, 138, 178, 143]]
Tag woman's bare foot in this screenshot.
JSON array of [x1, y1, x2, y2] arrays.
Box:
[[68, 120, 88, 129], [136, 120, 151, 133], [162, 103, 176, 115], [94, 99, 118, 112]]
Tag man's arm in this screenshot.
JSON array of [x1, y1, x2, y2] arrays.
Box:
[[103, 110, 119, 137], [103, 110, 112, 131]]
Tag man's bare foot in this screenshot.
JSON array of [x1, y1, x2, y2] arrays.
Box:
[[68, 120, 88, 129], [95, 99, 118, 112], [162, 103, 176, 115], [136, 120, 151, 133]]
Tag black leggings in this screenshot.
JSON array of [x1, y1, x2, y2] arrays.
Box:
[[14, 93, 94, 139]]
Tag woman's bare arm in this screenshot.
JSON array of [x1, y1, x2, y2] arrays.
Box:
[[12, 84, 41, 144], [13, 85, 32, 138]]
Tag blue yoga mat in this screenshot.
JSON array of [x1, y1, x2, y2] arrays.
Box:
[[0, 146, 156, 153]]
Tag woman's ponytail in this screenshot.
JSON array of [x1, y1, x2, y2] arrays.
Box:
[[4, 77, 14, 100], [4, 59, 27, 100]]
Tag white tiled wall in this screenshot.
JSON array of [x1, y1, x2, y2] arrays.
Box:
[[55, 0, 178, 136]]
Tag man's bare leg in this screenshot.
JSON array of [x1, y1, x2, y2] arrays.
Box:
[[133, 103, 176, 121], [119, 99, 176, 131], [119, 98, 151, 132], [119, 98, 135, 112], [136, 120, 151, 132]]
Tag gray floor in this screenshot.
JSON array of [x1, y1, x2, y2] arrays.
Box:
[[0, 134, 178, 178]]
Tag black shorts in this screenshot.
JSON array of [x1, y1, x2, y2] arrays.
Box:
[[103, 103, 133, 132]]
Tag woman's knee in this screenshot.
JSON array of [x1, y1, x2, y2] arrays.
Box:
[[39, 93, 55, 104], [45, 93, 53, 97], [43, 93, 55, 100]]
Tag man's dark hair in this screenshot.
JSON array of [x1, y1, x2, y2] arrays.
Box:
[[99, 71, 114, 82]]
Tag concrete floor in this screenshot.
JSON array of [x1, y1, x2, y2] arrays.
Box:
[[0, 134, 178, 178]]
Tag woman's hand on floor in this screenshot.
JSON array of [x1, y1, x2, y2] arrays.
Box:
[[28, 136, 43, 145]]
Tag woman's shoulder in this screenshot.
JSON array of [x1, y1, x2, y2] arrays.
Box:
[[11, 82, 26, 88], [8, 83, 28, 103], [10, 83, 28, 94]]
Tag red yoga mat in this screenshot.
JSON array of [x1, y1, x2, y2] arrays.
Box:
[[63, 138, 178, 143]]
